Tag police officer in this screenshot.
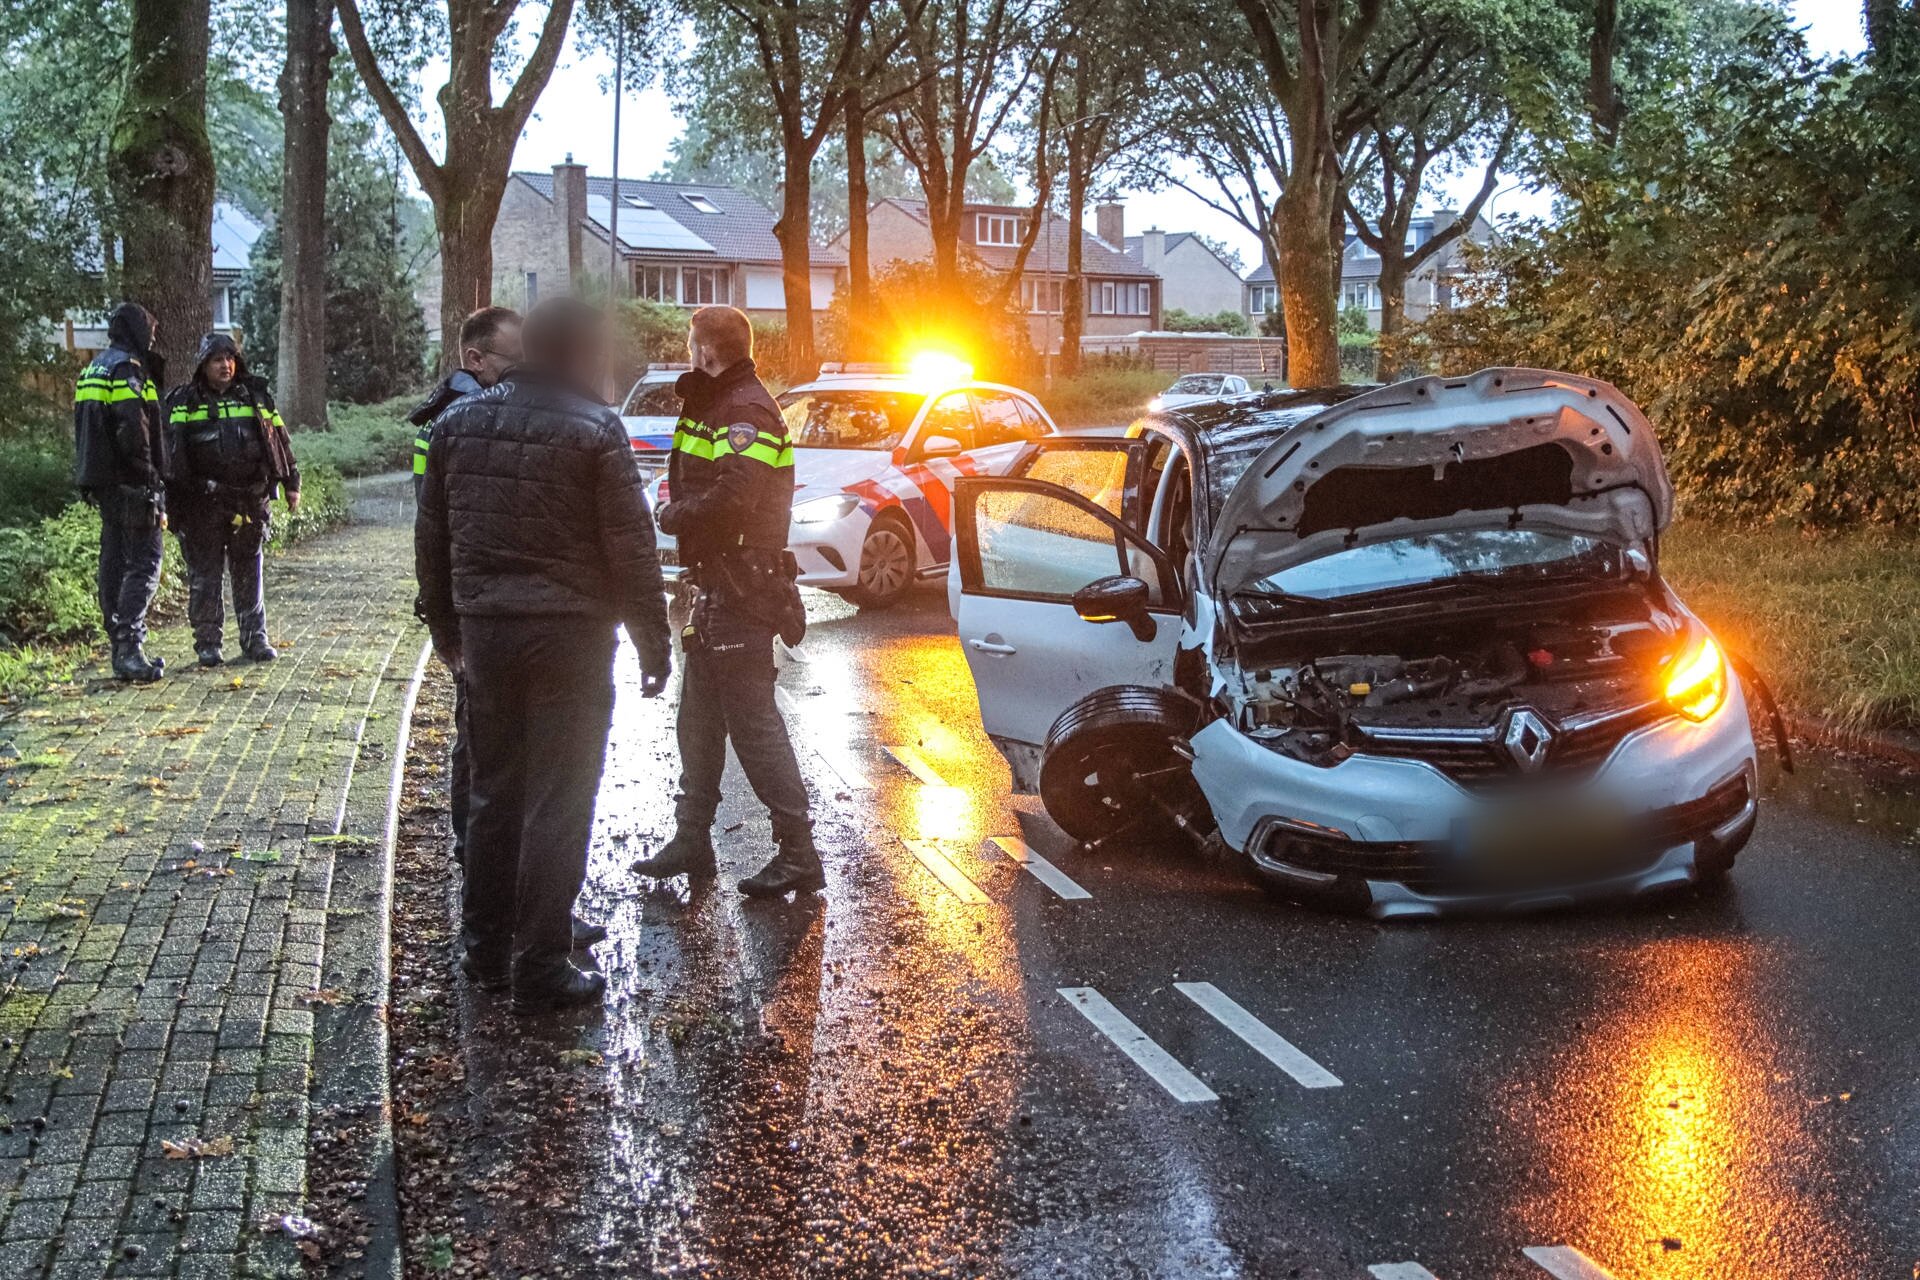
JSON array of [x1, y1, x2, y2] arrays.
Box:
[[407, 306, 523, 878], [409, 306, 523, 499], [633, 306, 822, 898], [74, 302, 169, 682], [163, 334, 300, 666]]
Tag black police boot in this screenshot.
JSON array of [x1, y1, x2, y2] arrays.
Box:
[[512, 962, 607, 1015], [571, 914, 607, 946], [195, 644, 224, 668], [631, 826, 718, 881], [458, 951, 510, 992], [241, 633, 277, 662], [739, 837, 826, 899], [111, 639, 165, 684]]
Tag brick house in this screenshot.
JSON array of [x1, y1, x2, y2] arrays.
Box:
[[1122, 229, 1245, 323], [63, 201, 261, 354], [845, 198, 1161, 353], [1242, 209, 1494, 335], [448, 160, 845, 339]]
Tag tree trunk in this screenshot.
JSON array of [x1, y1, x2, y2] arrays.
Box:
[[110, 0, 215, 364], [775, 141, 818, 378], [1375, 253, 1407, 380], [846, 93, 870, 332], [1589, 0, 1621, 143], [1059, 168, 1088, 378], [434, 177, 502, 357], [1275, 181, 1339, 388], [275, 0, 333, 427], [928, 193, 963, 292]]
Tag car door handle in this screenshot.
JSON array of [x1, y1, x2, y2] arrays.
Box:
[[968, 639, 1017, 656]]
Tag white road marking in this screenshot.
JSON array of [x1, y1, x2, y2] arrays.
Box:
[[885, 744, 949, 788], [988, 835, 1091, 900], [1368, 1265, 1442, 1280], [900, 838, 991, 904], [1523, 1246, 1618, 1279], [1057, 987, 1218, 1103], [775, 685, 870, 790], [1173, 982, 1343, 1089]]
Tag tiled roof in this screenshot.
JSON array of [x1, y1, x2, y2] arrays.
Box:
[[514, 172, 845, 267], [1121, 232, 1196, 262], [884, 199, 1155, 279]]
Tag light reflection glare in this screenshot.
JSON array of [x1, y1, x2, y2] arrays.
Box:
[[912, 783, 975, 845]]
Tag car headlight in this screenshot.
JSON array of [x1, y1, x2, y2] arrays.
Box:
[[1664, 633, 1727, 722], [791, 494, 859, 526], [1147, 396, 1165, 412]]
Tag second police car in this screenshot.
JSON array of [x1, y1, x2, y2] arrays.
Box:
[[635, 359, 1061, 608]]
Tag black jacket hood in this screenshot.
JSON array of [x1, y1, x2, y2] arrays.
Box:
[[106, 303, 155, 357], [674, 359, 758, 410], [191, 331, 252, 389]]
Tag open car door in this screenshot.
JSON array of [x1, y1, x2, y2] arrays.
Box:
[[953, 473, 1183, 793]]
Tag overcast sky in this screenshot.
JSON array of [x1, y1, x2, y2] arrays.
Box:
[[466, 0, 1868, 273]]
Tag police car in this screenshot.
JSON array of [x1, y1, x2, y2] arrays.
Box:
[[619, 364, 687, 487], [651, 360, 1062, 609]]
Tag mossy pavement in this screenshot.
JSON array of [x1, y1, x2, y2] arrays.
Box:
[[0, 476, 423, 1278]]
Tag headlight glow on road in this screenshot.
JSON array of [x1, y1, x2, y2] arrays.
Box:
[[792, 494, 859, 525], [1664, 634, 1727, 722]]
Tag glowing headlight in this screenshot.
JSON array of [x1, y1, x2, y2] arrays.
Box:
[[791, 494, 859, 526], [1664, 634, 1727, 722], [1147, 396, 1165, 412]]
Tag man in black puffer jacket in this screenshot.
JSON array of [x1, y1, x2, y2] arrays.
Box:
[[415, 296, 671, 1014]]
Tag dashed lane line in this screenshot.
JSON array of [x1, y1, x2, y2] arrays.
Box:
[[774, 685, 870, 790], [1173, 982, 1343, 1089], [1058, 987, 1219, 1104], [1522, 1246, 1618, 1279], [988, 835, 1091, 900], [1368, 1265, 1442, 1280], [900, 838, 992, 904], [884, 744, 949, 788]]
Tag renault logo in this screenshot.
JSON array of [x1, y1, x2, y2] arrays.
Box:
[[1501, 708, 1555, 772]]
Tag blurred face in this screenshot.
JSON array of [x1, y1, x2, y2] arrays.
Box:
[[463, 319, 523, 387], [205, 351, 236, 391]]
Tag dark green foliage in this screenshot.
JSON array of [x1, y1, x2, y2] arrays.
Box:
[[235, 111, 429, 404], [1163, 308, 1252, 335], [1412, 24, 1920, 526], [289, 397, 420, 478]]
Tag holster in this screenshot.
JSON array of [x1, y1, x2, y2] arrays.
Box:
[[116, 484, 164, 532], [687, 548, 807, 648]]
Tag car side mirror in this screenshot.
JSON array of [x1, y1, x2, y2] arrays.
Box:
[[1073, 574, 1155, 642], [919, 433, 964, 459]]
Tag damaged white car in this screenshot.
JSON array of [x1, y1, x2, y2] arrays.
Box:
[[951, 368, 1763, 919]]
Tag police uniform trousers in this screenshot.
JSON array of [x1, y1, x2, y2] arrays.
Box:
[[673, 607, 811, 844], [96, 487, 165, 645], [460, 615, 616, 978], [176, 494, 269, 649]]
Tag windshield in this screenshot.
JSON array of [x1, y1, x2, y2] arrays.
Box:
[[1168, 375, 1225, 395], [1248, 530, 1620, 601], [780, 389, 927, 450], [622, 381, 681, 418]]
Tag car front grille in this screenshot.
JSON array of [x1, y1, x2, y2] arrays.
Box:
[[1256, 772, 1751, 896], [1355, 701, 1671, 788]]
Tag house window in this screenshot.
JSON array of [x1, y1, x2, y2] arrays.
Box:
[[525, 271, 539, 306], [1247, 284, 1277, 315], [976, 213, 1024, 246], [681, 193, 723, 214], [624, 196, 656, 210], [210, 285, 231, 327], [634, 263, 732, 306], [1020, 277, 1063, 314], [681, 266, 731, 306], [1341, 280, 1382, 310]]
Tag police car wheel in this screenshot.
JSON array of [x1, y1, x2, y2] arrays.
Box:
[[847, 518, 914, 610]]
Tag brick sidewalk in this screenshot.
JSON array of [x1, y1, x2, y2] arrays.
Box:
[[0, 477, 422, 1279]]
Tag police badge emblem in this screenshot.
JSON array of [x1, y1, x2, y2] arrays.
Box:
[[728, 423, 759, 453]]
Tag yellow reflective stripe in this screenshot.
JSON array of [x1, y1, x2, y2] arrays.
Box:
[[76, 384, 145, 404], [673, 431, 718, 460], [738, 440, 795, 467]]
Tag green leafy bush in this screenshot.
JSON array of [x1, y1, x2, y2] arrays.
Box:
[[1164, 308, 1252, 336], [290, 397, 418, 478], [0, 438, 72, 527], [1042, 367, 1176, 428]]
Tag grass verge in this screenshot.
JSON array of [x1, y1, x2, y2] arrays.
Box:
[[1042, 367, 1177, 428], [1663, 521, 1920, 732]]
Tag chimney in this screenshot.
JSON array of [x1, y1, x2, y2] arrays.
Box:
[[1095, 202, 1125, 248], [553, 156, 588, 286], [1141, 227, 1166, 266]]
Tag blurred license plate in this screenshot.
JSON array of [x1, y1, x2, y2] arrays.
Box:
[[1454, 802, 1633, 883]]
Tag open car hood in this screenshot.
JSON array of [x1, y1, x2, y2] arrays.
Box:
[[1204, 368, 1675, 601]]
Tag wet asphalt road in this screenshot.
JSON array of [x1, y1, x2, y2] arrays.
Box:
[[462, 584, 1920, 1280]]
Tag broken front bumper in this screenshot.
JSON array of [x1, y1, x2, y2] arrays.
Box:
[[1189, 684, 1759, 919]]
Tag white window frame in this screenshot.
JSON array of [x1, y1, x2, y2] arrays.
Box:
[[681, 193, 723, 214], [210, 285, 231, 327], [977, 213, 1024, 246], [633, 263, 732, 306], [1020, 277, 1063, 314], [1247, 283, 1277, 315]]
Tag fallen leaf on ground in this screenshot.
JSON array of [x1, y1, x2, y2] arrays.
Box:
[[163, 1134, 236, 1159]]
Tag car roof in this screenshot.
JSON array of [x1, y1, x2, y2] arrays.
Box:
[[785, 376, 1044, 402]]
